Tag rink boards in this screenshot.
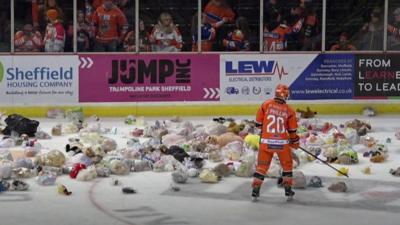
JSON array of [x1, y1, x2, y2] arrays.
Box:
[[0, 53, 399, 116]]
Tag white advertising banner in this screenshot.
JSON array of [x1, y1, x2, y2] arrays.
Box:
[[0, 56, 79, 104], [220, 54, 318, 102]]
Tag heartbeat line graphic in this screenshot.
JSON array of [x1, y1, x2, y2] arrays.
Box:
[[273, 63, 288, 80]]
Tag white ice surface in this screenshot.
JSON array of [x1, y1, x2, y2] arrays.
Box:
[[1, 115, 400, 225]]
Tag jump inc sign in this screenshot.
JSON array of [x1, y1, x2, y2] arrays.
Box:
[[79, 54, 220, 102], [109, 59, 191, 84]]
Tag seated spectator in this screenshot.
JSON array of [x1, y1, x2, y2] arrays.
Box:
[[356, 8, 383, 50], [14, 24, 43, 52], [330, 32, 356, 51], [223, 16, 250, 51], [263, 11, 303, 51], [77, 10, 94, 51], [92, 0, 128, 52], [191, 13, 216, 51], [388, 8, 400, 50], [149, 12, 183, 52], [44, 9, 65, 52], [124, 20, 150, 52]]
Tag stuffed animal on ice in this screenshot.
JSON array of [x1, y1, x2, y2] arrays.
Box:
[[172, 168, 189, 184], [297, 125, 309, 138], [303, 134, 324, 161], [227, 122, 245, 135], [359, 136, 388, 162], [277, 171, 306, 189], [205, 122, 228, 136], [234, 160, 254, 177], [342, 127, 359, 145], [238, 120, 257, 138], [161, 133, 186, 147], [337, 149, 359, 165], [51, 124, 62, 136], [296, 107, 317, 119], [362, 107, 376, 117], [221, 141, 244, 161], [199, 169, 219, 183], [328, 182, 347, 192], [345, 119, 371, 136], [390, 167, 400, 176], [369, 144, 388, 163], [65, 107, 84, 126], [206, 132, 243, 148], [34, 150, 66, 168], [305, 133, 325, 147], [213, 163, 232, 177], [322, 145, 339, 163], [359, 136, 377, 153], [244, 134, 260, 150]]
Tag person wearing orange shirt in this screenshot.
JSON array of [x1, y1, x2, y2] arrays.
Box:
[[92, 0, 128, 52], [203, 0, 235, 29], [222, 17, 250, 51], [252, 84, 299, 202], [203, 0, 235, 50], [263, 11, 303, 51]]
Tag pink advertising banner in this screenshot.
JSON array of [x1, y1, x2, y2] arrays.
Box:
[[79, 54, 220, 102]]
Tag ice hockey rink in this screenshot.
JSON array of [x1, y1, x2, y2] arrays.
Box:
[[1, 115, 400, 225]]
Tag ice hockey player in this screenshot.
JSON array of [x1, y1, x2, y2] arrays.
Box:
[[251, 84, 300, 202]]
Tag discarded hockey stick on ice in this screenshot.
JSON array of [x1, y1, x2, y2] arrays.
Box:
[[299, 146, 349, 178]]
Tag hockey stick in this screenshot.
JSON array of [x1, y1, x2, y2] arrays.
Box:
[[298, 146, 349, 178]]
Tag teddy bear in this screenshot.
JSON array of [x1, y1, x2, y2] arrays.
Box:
[[296, 107, 317, 119]]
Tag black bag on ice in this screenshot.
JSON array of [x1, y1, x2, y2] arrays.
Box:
[[2, 114, 40, 137]]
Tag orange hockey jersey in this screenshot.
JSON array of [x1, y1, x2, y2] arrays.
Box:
[[203, 2, 235, 28], [263, 19, 303, 51], [92, 5, 128, 43], [256, 99, 298, 150]]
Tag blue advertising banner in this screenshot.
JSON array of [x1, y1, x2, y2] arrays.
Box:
[[289, 54, 354, 100]]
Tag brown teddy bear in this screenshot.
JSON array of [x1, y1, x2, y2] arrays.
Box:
[[296, 107, 317, 119], [206, 132, 243, 148], [345, 119, 371, 136], [227, 122, 245, 135]]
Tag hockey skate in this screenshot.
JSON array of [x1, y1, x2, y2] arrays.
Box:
[[251, 186, 261, 202], [285, 186, 295, 202]]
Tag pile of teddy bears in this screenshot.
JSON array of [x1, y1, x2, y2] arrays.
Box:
[[0, 108, 397, 196]]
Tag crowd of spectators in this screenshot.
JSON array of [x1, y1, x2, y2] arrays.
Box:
[[14, 0, 73, 52], [263, 0, 322, 51], [3, 0, 400, 52]]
